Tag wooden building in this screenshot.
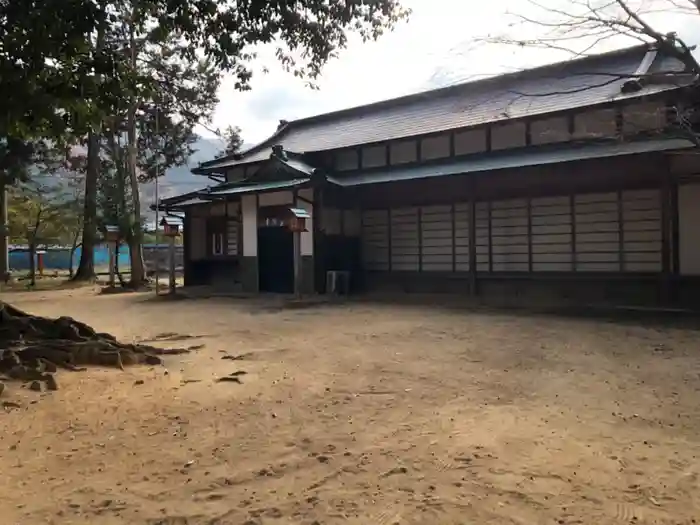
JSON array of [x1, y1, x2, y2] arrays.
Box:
[[161, 44, 700, 307]]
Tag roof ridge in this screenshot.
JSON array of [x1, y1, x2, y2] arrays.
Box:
[[287, 43, 651, 127]]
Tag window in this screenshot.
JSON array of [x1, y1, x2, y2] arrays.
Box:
[[206, 218, 227, 257], [211, 232, 225, 256]]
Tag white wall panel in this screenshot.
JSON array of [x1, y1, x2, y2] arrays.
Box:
[[361, 210, 389, 270], [356, 188, 663, 276], [421, 134, 450, 160], [574, 192, 618, 271], [475, 202, 490, 271], [622, 189, 661, 272], [421, 204, 453, 271], [361, 144, 387, 168], [335, 149, 359, 171], [490, 199, 529, 271], [574, 108, 617, 139], [454, 203, 470, 271], [241, 195, 257, 257], [389, 140, 417, 165], [491, 122, 527, 151], [531, 196, 572, 271], [258, 190, 293, 207], [454, 129, 487, 155], [531, 116, 570, 145], [391, 207, 419, 271]]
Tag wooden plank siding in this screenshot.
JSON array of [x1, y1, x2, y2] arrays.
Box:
[[357, 157, 665, 279]]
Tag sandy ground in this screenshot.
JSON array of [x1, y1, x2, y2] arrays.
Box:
[[1, 288, 700, 525]]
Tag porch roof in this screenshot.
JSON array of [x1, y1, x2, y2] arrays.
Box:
[[336, 138, 695, 187], [201, 177, 311, 198]]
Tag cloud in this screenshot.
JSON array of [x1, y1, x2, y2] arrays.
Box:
[[201, 0, 700, 148]]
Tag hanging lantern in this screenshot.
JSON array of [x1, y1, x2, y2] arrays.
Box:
[[286, 207, 310, 232], [160, 217, 182, 237], [104, 225, 120, 243]]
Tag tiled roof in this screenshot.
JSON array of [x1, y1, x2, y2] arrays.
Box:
[[198, 44, 689, 173], [203, 178, 310, 197]]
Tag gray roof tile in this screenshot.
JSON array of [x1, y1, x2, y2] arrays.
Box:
[[202, 45, 688, 172]]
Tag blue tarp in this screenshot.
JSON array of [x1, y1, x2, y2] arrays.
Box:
[[8, 244, 169, 271]]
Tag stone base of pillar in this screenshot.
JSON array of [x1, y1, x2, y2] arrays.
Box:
[[240, 256, 259, 293]]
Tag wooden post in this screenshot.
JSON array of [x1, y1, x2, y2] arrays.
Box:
[[108, 241, 116, 287], [293, 229, 301, 298], [168, 235, 176, 294], [468, 181, 477, 295], [0, 176, 8, 282], [661, 169, 672, 306]]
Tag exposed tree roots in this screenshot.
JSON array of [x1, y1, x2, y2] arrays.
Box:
[[0, 301, 191, 392]]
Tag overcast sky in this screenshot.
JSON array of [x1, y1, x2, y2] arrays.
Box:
[[201, 0, 700, 149]]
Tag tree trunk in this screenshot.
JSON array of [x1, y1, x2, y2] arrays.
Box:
[[0, 175, 9, 283], [115, 240, 126, 287], [69, 241, 81, 278], [72, 131, 99, 282], [127, 20, 146, 287], [28, 239, 36, 288]]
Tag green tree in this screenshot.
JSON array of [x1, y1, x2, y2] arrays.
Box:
[[7, 145, 85, 286], [216, 126, 244, 158], [1, 0, 410, 285]]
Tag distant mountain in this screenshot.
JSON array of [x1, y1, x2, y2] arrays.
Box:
[[141, 137, 256, 220], [141, 137, 223, 206]]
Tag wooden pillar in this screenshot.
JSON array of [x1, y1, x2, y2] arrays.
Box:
[[183, 213, 192, 286], [313, 185, 324, 293], [387, 208, 392, 272], [661, 168, 672, 306], [293, 189, 302, 298], [450, 202, 456, 273], [617, 190, 625, 272], [168, 235, 177, 294], [526, 197, 533, 273], [468, 179, 477, 295], [417, 207, 423, 272], [108, 241, 116, 287]]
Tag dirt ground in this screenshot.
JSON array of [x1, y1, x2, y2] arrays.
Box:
[[1, 288, 699, 525]]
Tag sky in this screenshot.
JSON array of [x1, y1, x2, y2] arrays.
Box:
[[200, 0, 700, 150]]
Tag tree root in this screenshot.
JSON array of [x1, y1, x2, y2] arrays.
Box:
[[0, 300, 194, 392]]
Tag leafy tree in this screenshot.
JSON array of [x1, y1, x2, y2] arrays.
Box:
[[1, 0, 410, 285], [7, 145, 85, 285], [216, 126, 244, 158]]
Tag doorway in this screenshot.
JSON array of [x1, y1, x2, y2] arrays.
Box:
[[258, 225, 294, 293]]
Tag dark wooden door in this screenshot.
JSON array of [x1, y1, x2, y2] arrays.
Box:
[[258, 226, 294, 293]]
